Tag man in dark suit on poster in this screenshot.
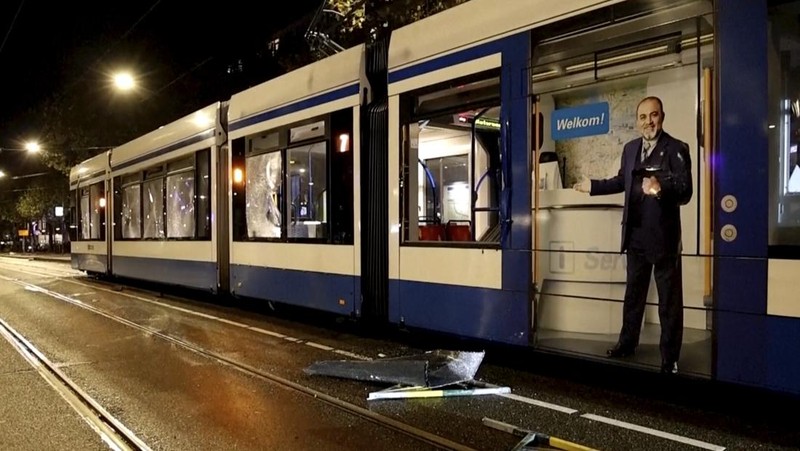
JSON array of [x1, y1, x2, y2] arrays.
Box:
[[574, 96, 692, 374]]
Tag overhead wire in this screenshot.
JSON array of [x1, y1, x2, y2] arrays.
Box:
[[0, 0, 26, 56]]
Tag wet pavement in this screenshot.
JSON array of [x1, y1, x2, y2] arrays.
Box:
[[0, 256, 798, 450], [0, 326, 108, 450]]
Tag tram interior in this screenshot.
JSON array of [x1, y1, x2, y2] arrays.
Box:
[[529, 0, 715, 376]]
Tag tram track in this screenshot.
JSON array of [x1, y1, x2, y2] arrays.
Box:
[[0, 258, 81, 279], [0, 317, 151, 451], [0, 273, 477, 451]]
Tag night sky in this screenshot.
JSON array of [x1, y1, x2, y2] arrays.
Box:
[[0, 0, 320, 165]]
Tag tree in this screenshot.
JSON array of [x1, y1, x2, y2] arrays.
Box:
[[323, 0, 469, 43], [301, 0, 468, 62], [0, 171, 67, 252], [15, 173, 69, 222], [34, 90, 175, 175]]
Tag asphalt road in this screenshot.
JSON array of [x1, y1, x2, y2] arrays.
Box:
[[0, 256, 797, 451]]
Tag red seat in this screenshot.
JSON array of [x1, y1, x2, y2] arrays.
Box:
[[446, 221, 471, 241], [419, 224, 445, 241]]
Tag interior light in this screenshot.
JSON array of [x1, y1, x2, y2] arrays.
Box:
[[565, 45, 670, 73], [233, 168, 244, 184], [99, 198, 107, 208]]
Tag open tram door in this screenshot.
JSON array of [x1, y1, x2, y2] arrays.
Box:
[[530, 96, 554, 346], [527, 0, 716, 377]]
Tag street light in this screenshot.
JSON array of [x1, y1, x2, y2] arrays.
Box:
[[0, 141, 42, 180], [0, 140, 42, 153], [24, 141, 40, 153], [112, 71, 136, 92]]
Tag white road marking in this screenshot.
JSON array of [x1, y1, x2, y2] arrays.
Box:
[[334, 349, 368, 359], [499, 393, 578, 414], [305, 342, 334, 351], [581, 414, 726, 450]]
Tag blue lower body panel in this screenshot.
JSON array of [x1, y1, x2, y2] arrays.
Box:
[[717, 310, 800, 395], [766, 315, 800, 395], [231, 264, 358, 315], [390, 279, 529, 346], [113, 256, 217, 292], [72, 253, 108, 274]]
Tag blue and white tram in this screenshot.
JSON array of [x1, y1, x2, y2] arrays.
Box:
[[67, 0, 800, 397]]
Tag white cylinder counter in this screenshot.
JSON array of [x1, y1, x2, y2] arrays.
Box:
[[534, 189, 629, 334]]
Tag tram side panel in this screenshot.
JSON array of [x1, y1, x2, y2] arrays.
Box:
[[386, 2, 545, 345], [716, 0, 800, 396], [107, 103, 222, 292], [226, 46, 363, 315]]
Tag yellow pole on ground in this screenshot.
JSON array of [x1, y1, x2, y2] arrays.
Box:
[[482, 417, 599, 451]]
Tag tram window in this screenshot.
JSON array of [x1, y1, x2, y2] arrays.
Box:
[[166, 156, 196, 238], [67, 190, 77, 242], [235, 108, 353, 244], [79, 182, 105, 241], [80, 188, 90, 239], [91, 183, 103, 241], [246, 150, 283, 238], [120, 174, 142, 239], [143, 171, 165, 239], [290, 120, 325, 143], [768, 1, 800, 248], [400, 71, 501, 244], [287, 142, 328, 239], [196, 149, 211, 239]]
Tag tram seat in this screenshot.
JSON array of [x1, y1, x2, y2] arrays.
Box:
[[419, 224, 445, 241], [446, 220, 471, 241]]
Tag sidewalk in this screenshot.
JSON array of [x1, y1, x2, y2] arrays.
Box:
[[2, 252, 71, 263]]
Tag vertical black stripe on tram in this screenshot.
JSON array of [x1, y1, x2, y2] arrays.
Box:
[[360, 36, 390, 322]]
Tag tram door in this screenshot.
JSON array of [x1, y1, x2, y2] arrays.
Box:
[[528, 0, 715, 377]]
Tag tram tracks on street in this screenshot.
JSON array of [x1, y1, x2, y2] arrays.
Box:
[[0, 274, 478, 451], [0, 316, 151, 451], [0, 258, 81, 279]]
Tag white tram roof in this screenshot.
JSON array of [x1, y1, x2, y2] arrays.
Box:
[[388, 0, 623, 73], [227, 44, 364, 138], [69, 150, 109, 186], [109, 102, 220, 171]]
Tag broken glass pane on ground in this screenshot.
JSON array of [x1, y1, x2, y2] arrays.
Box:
[[304, 349, 510, 400], [304, 349, 485, 388]]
